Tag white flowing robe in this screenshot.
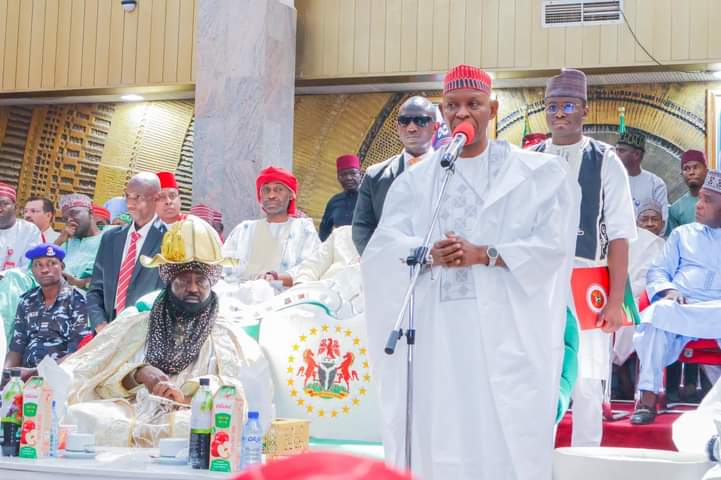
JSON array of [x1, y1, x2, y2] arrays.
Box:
[[362, 140, 579, 480]]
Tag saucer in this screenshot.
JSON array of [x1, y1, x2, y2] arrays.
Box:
[[63, 449, 97, 459], [152, 455, 188, 465]]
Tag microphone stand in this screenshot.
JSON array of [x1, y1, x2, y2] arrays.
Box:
[[384, 149, 460, 472]]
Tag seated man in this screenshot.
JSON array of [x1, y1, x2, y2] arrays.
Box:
[[92, 205, 111, 229], [223, 166, 320, 282], [155, 171, 185, 226], [0, 182, 41, 272], [613, 200, 666, 397], [631, 170, 721, 425], [54, 193, 103, 289], [0, 194, 102, 344], [4, 244, 89, 381], [23, 197, 59, 243], [61, 216, 272, 447]]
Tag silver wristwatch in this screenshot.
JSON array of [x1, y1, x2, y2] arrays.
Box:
[[487, 246, 499, 267]]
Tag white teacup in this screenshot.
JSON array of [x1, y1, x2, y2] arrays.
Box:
[[159, 438, 188, 458], [66, 433, 96, 453]]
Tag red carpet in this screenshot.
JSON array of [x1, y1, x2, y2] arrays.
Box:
[[555, 401, 697, 451]]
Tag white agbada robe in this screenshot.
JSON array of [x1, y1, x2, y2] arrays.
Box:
[[362, 140, 579, 480], [0, 219, 41, 271], [222, 217, 320, 282]]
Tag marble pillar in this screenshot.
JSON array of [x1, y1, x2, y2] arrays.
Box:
[[193, 0, 296, 230]]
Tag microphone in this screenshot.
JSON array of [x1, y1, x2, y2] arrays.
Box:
[[440, 123, 476, 168]]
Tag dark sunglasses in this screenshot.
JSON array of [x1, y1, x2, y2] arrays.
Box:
[[397, 115, 433, 127]]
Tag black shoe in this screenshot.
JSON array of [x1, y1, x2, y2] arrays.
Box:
[[630, 407, 657, 425]]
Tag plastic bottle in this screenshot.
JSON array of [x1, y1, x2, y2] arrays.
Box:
[[189, 378, 213, 469], [240, 411, 263, 469], [49, 400, 59, 457], [1, 369, 24, 457]]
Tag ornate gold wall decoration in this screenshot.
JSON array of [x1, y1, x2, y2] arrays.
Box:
[[292, 93, 392, 222], [0, 100, 194, 219], [494, 83, 710, 201], [16, 104, 115, 222], [0, 106, 32, 188]]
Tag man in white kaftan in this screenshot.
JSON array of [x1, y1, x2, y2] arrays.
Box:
[[0, 182, 41, 273], [537, 69, 637, 446], [631, 170, 721, 424], [362, 64, 579, 480], [223, 166, 320, 283]]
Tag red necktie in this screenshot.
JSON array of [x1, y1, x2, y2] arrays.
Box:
[[115, 231, 141, 313]]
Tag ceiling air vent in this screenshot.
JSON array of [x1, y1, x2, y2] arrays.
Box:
[[543, 0, 623, 27]]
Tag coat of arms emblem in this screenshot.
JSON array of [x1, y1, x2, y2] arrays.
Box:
[[287, 324, 371, 418]]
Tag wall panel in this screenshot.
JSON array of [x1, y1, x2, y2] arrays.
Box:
[[0, 0, 196, 93], [296, 0, 721, 79]]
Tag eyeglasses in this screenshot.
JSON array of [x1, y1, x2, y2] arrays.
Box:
[[545, 102, 581, 114], [397, 115, 433, 128]]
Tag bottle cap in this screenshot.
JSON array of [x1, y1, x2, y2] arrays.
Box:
[[248, 411, 259, 419], [9, 368, 20, 377], [199, 378, 209, 386]]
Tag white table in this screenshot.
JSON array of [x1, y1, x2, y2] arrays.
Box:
[[0, 442, 385, 479], [0, 448, 232, 480]]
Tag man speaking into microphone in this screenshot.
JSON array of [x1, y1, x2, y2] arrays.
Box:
[[361, 64, 579, 479]]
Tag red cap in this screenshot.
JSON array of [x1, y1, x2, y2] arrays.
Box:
[[91, 205, 111, 221], [0, 182, 16, 202], [681, 149, 707, 168], [336, 154, 360, 171], [232, 451, 412, 480], [443, 64, 493, 96], [190, 204, 214, 223], [256, 166, 298, 215], [156, 171, 178, 189], [211, 208, 222, 223]]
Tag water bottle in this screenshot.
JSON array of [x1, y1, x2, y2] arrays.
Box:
[[189, 378, 213, 469], [240, 411, 263, 469], [1, 369, 24, 457], [49, 400, 59, 457]]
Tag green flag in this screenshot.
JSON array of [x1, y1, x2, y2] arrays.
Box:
[[521, 107, 530, 145]]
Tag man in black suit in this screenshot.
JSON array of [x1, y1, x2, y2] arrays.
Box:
[[87, 172, 166, 332], [352, 96, 437, 255]]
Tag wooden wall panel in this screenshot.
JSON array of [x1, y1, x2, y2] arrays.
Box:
[[296, 0, 721, 79], [0, 0, 196, 93], [28, 0, 46, 91], [3, 0, 20, 90]]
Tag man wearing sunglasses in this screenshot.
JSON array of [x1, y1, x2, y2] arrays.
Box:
[[534, 68, 637, 447], [352, 96, 437, 255]]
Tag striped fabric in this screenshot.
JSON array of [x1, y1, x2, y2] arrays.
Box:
[[115, 231, 141, 313], [442, 64, 492, 96]]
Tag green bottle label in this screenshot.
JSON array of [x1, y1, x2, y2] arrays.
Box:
[[215, 413, 231, 428], [210, 459, 231, 472]]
